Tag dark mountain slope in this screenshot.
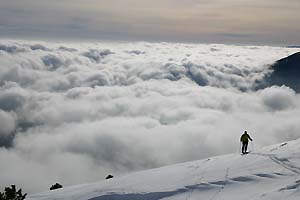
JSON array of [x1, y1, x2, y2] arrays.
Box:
[[266, 52, 300, 92]]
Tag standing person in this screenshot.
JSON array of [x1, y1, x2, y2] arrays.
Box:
[[240, 131, 253, 154]]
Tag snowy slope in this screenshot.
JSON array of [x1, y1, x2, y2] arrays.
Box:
[[28, 139, 300, 200]]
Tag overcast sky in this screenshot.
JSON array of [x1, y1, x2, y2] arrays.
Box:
[[0, 0, 300, 44]]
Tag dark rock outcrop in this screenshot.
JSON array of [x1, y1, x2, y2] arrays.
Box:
[[105, 175, 114, 180], [50, 183, 63, 191]]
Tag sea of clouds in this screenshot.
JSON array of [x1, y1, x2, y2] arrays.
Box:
[[0, 39, 300, 193]]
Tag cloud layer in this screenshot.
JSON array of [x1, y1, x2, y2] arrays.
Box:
[[0, 39, 300, 193]]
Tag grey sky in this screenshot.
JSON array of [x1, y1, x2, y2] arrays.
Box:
[[0, 0, 299, 44]]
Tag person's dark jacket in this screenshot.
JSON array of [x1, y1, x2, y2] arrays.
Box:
[[240, 133, 252, 143]]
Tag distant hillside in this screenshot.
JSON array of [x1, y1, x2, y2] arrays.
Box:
[[265, 52, 300, 92]]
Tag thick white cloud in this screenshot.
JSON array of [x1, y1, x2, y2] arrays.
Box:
[[0, 110, 16, 136], [0, 39, 300, 193], [259, 86, 296, 111]]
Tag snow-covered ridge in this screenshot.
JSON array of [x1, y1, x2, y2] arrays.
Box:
[[28, 138, 300, 200]]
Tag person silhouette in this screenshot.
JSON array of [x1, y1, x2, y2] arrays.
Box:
[[240, 131, 253, 154]]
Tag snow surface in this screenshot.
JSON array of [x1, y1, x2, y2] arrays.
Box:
[[28, 139, 300, 200]]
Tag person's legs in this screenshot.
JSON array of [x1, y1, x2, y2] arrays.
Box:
[[242, 142, 248, 154], [244, 142, 248, 153], [242, 142, 245, 153]]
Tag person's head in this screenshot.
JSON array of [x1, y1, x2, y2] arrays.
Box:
[[244, 131, 247, 134]]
